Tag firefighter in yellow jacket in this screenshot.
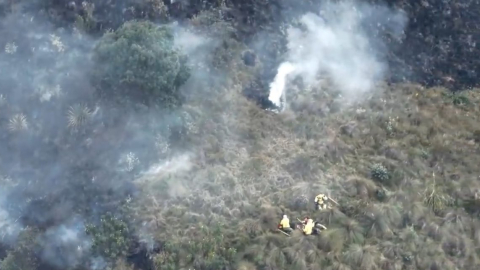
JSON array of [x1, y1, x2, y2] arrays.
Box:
[[278, 215, 293, 233], [314, 194, 329, 210], [303, 218, 315, 235]]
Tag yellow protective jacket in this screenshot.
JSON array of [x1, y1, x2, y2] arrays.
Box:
[[280, 218, 290, 228], [315, 194, 326, 204], [303, 219, 314, 235]]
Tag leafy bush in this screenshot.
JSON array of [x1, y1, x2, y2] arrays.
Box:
[[85, 213, 130, 260], [92, 20, 191, 109], [370, 163, 389, 182], [442, 92, 470, 107]]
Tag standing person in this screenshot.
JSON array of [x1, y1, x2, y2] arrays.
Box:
[[314, 194, 329, 210]]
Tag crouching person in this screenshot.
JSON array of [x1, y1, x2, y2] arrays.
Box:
[[303, 218, 315, 235], [304, 219, 326, 235], [278, 215, 293, 233]]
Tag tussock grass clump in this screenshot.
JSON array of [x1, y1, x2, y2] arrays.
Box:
[[344, 177, 378, 199], [423, 187, 452, 215], [337, 218, 365, 245], [343, 244, 379, 270]]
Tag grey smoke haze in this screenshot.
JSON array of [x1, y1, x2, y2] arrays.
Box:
[[0, 182, 20, 245], [0, 12, 119, 266], [39, 217, 92, 268], [0, 8, 207, 268], [269, 0, 408, 107]]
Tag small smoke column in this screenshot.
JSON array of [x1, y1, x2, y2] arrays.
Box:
[[143, 154, 192, 176], [268, 0, 407, 109], [268, 62, 296, 109]]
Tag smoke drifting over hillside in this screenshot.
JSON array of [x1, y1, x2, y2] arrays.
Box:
[[269, 1, 408, 108], [0, 13, 126, 267], [0, 9, 206, 269], [3, 0, 479, 269], [39, 218, 91, 268]]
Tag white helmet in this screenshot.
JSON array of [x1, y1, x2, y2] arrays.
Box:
[[283, 215, 288, 219]]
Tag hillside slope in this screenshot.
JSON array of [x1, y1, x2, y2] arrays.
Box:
[[133, 79, 480, 270], [0, 1, 479, 270]]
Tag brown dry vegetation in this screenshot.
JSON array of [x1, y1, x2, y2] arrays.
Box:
[[131, 38, 480, 269]]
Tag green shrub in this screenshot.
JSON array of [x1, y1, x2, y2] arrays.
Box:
[[442, 92, 470, 107], [92, 20, 191, 109], [85, 213, 130, 260], [370, 163, 389, 182]]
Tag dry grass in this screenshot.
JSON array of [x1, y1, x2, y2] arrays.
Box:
[[131, 64, 480, 270]]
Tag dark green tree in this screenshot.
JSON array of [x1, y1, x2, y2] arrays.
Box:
[[85, 213, 130, 260], [92, 20, 191, 109]]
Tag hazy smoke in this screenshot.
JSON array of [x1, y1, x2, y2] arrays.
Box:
[[39, 217, 92, 269], [268, 0, 408, 107], [0, 202, 20, 245], [143, 154, 193, 176], [0, 8, 205, 268]]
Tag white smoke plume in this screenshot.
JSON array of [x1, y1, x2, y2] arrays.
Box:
[[269, 0, 408, 108], [143, 154, 193, 176], [268, 62, 296, 108]]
